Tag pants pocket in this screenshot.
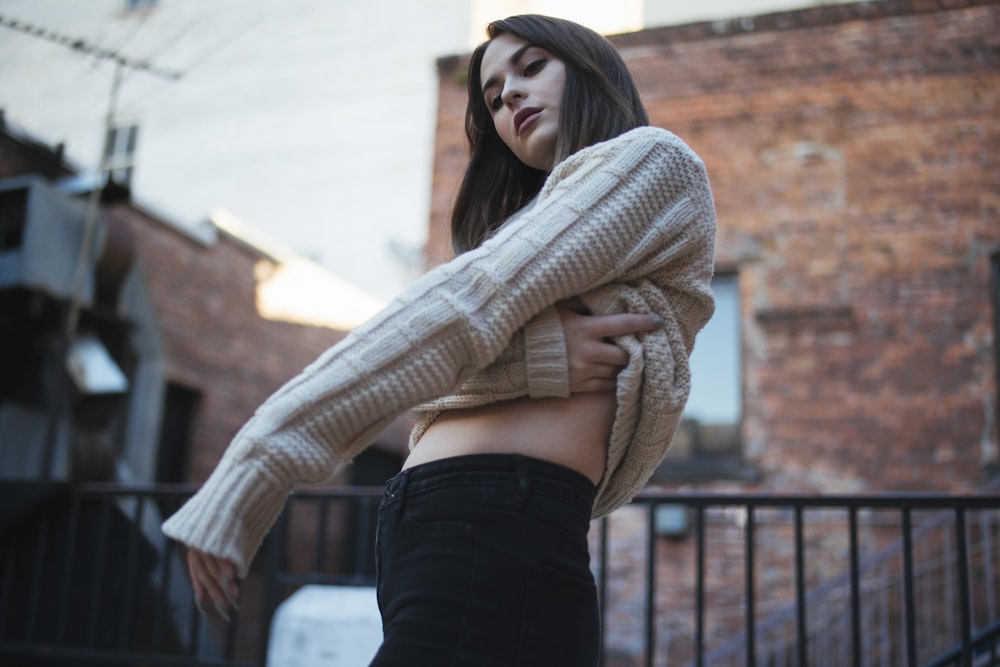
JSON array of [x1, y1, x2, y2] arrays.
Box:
[[403, 486, 483, 532]]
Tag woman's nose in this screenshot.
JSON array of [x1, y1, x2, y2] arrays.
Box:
[[501, 81, 524, 107]]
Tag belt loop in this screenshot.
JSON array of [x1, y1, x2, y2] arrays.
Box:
[[392, 469, 411, 519]]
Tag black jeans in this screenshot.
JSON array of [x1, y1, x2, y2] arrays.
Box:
[[369, 454, 600, 667]]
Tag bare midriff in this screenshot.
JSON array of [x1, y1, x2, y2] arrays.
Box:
[[402, 392, 615, 486]]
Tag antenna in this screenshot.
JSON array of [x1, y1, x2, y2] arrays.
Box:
[[0, 14, 183, 80], [2, 14, 183, 335], [2, 14, 183, 477]]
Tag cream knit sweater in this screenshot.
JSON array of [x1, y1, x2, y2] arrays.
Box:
[[163, 126, 716, 576]]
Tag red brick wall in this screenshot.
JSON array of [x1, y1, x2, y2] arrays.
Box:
[[106, 204, 349, 484], [429, 0, 1000, 495]]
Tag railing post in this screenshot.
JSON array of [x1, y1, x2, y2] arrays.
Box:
[[598, 515, 609, 667], [316, 497, 329, 572], [25, 512, 48, 643], [153, 525, 174, 653], [848, 506, 862, 667], [695, 504, 705, 667], [118, 495, 145, 651], [902, 507, 917, 667], [745, 503, 756, 667], [54, 493, 80, 647], [982, 512, 997, 622], [354, 496, 373, 583], [259, 509, 289, 666], [954, 507, 972, 666], [645, 505, 657, 667], [794, 505, 807, 666], [86, 495, 112, 648]]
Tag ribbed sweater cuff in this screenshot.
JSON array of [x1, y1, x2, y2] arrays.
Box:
[[524, 306, 570, 398], [162, 458, 292, 578]]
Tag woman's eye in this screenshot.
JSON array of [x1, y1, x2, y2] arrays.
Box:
[[524, 59, 545, 76], [489, 95, 503, 111]]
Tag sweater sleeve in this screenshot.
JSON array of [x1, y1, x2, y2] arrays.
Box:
[[162, 127, 713, 575], [523, 306, 571, 398], [409, 305, 570, 412]]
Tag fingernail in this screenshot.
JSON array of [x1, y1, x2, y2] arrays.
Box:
[[224, 587, 241, 612], [221, 574, 240, 611], [213, 598, 231, 622], [652, 315, 666, 329]]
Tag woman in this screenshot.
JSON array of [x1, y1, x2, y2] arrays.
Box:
[[164, 14, 716, 666]]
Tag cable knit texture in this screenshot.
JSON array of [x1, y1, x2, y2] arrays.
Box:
[[162, 127, 717, 576]]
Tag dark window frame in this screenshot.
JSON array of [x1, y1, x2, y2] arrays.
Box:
[[991, 249, 1000, 477], [124, 0, 158, 12], [653, 270, 758, 484], [102, 124, 139, 187]]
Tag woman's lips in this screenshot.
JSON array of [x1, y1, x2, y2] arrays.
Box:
[[515, 108, 542, 135]]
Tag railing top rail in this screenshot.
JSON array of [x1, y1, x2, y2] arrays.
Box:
[[63, 482, 1000, 508], [67, 482, 388, 498], [629, 491, 1000, 509]]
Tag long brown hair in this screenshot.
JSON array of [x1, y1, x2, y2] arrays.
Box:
[[450, 14, 649, 254]]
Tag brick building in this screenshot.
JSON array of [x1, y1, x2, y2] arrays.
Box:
[[429, 0, 1000, 492], [102, 201, 398, 487], [0, 114, 405, 488], [428, 1, 1000, 662]]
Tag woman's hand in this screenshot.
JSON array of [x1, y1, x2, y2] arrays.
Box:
[[186, 548, 240, 621], [556, 298, 664, 393]]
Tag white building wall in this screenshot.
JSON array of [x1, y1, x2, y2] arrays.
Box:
[[0, 0, 470, 300]]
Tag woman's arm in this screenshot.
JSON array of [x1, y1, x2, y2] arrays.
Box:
[[163, 126, 714, 577], [186, 302, 668, 617]]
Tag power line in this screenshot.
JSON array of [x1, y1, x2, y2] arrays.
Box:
[[1, 12, 179, 341], [1, 12, 185, 478], [0, 13, 183, 80]]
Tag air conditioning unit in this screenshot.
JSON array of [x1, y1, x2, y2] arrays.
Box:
[[0, 175, 103, 303]]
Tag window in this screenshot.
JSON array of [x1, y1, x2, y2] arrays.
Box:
[[0, 185, 27, 251], [155, 383, 200, 484], [103, 123, 138, 187], [656, 271, 754, 481], [684, 272, 741, 447], [125, 0, 158, 11]]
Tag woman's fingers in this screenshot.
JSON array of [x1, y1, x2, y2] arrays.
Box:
[[188, 550, 225, 618], [187, 549, 239, 621], [586, 312, 665, 339], [579, 341, 629, 368], [558, 307, 665, 393], [186, 550, 209, 614], [576, 376, 618, 392]]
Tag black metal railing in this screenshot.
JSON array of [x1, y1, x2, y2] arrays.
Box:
[[614, 492, 1000, 667], [0, 481, 997, 666]]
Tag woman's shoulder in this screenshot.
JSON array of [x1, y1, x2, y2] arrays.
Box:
[[609, 125, 685, 147], [547, 126, 707, 191], [562, 126, 704, 172]]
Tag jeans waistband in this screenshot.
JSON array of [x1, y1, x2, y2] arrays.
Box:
[[385, 454, 596, 508]]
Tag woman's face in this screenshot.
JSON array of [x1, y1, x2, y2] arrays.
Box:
[[479, 33, 567, 171]]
